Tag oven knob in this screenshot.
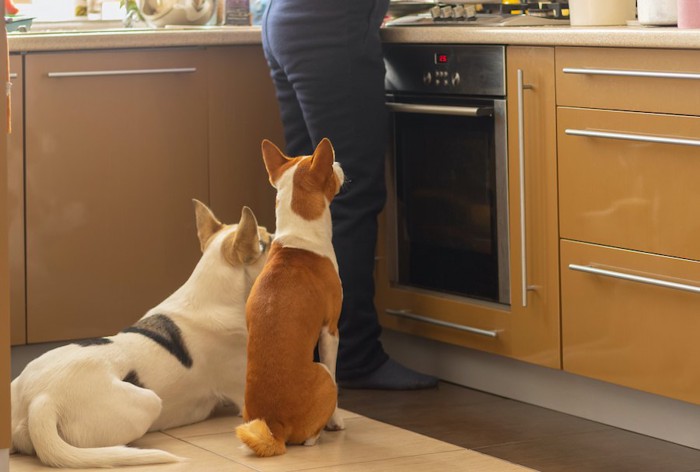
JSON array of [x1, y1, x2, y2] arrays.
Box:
[[451, 72, 461, 87], [422, 71, 432, 85], [440, 6, 454, 19]]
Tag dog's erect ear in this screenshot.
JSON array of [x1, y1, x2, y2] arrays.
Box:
[[232, 206, 263, 265], [193, 199, 224, 253], [310, 138, 335, 180], [261, 139, 289, 186]]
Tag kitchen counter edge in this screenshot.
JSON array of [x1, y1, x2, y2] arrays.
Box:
[[8, 25, 700, 53]]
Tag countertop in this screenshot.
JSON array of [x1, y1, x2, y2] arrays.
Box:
[[7, 23, 700, 52]]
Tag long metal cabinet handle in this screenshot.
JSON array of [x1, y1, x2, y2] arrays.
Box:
[[386, 102, 493, 117], [569, 264, 700, 295], [385, 308, 499, 338], [563, 67, 700, 81], [565, 129, 700, 147], [47, 67, 197, 78], [517, 69, 534, 308]]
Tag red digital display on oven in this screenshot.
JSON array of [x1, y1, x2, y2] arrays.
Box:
[[435, 53, 449, 64]]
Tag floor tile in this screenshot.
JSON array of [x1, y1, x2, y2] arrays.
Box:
[[341, 383, 610, 449], [9, 432, 255, 472], [308, 449, 536, 472], [165, 406, 360, 441], [187, 415, 462, 472], [476, 428, 700, 472]]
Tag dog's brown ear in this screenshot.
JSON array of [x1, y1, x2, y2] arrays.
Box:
[[232, 206, 263, 264], [261, 139, 289, 186], [310, 138, 335, 180], [193, 199, 224, 253]]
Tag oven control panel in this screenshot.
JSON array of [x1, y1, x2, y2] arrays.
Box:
[[384, 44, 505, 97]]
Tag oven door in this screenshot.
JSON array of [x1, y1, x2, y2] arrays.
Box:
[[386, 94, 510, 305]]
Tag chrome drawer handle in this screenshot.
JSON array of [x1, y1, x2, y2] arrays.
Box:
[[562, 67, 700, 81], [47, 67, 197, 78], [386, 102, 493, 117], [385, 308, 499, 338], [517, 69, 534, 308], [569, 264, 700, 295], [9, 73, 18, 79], [565, 129, 700, 148]]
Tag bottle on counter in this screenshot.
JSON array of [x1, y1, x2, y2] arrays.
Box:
[[678, 0, 700, 28], [638, 0, 677, 25]]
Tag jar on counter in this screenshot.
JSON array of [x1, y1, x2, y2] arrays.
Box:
[[678, 0, 700, 28], [638, 0, 677, 25]]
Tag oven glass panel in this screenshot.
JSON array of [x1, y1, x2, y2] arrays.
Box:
[[393, 108, 499, 302]]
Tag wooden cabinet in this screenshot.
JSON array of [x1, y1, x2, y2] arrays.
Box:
[[561, 240, 700, 405], [206, 46, 282, 230], [23, 48, 209, 342], [1, 31, 11, 453], [7, 45, 282, 345], [375, 47, 560, 368], [8, 54, 25, 346], [557, 47, 700, 403]]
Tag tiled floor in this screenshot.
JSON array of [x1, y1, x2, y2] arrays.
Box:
[[9, 406, 534, 472], [339, 382, 700, 472]]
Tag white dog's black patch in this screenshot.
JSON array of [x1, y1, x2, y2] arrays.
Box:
[[122, 314, 193, 368], [122, 370, 145, 388], [73, 337, 113, 347]]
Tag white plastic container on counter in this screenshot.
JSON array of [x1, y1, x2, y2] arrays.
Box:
[[678, 0, 700, 28], [569, 0, 636, 26], [638, 0, 678, 25]]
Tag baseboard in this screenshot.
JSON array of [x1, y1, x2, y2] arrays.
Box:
[[381, 329, 700, 450], [1, 448, 8, 472]]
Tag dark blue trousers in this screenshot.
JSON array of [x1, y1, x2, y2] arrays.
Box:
[[262, 0, 391, 381]]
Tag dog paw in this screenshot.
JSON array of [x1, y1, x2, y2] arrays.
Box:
[[325, 412, 345, 431], [303, 434, 320, 446]]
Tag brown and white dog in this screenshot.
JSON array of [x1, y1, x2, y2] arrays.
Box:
[[10, 201, 271, 468], [236, 138, 346, 457]]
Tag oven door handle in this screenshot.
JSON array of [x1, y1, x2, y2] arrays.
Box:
[[386, 102, 494, 117]]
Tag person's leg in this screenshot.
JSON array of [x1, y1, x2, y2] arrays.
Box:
[[263, 0, 437, 389]]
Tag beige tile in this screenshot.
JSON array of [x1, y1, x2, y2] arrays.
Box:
[[310, 450, 538, 471], [188, 415, 462, 472], [8, 432, 256, 472], [165, 407, 360, 440], [164, 404, 242, 439]]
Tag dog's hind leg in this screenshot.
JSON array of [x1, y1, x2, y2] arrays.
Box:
[[60, 374, 163, 448]]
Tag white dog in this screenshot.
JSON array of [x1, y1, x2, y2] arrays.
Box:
[[10, 200, 271, 468]]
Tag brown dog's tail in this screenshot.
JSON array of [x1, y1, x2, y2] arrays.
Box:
[[235, 419, 286, 457]]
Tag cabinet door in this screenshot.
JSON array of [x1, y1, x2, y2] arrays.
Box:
[[505, 46, 560, 367], [561, 239, 700, 404], [24, 49, 209, 343], [375, 47, 560, 368], [558, 107, 700, 261], [1, 28, 11, 453], [206, 46, 283, 231], [8, 54, 25, 345]]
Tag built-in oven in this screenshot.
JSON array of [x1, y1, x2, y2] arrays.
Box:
[[383, 44, 510, 305]]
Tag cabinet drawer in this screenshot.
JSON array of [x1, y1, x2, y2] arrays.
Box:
[[561, 239, 700, 404], [556, 47, 700, 115], [558, 107, 700, 261]]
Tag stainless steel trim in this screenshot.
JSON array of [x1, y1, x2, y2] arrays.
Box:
[[386, 102, 493, 117], [517, 70, 533, 308], [47, 67, 197, 78], [494, 99, 511, 305], [565, 129, 700, 147], [562, 67, 700, 81], [385, 308, 499, 338], [569, 264, 700, 295]]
